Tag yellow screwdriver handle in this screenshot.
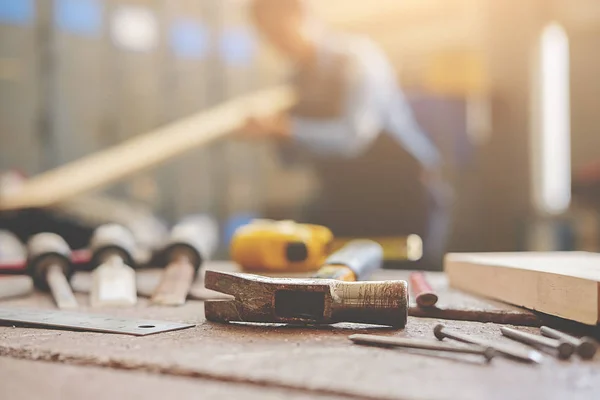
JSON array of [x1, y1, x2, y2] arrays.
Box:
[[313, 240, 383, 281]]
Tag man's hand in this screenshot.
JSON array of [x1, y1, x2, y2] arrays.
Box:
[[239, 114, 291, 141]]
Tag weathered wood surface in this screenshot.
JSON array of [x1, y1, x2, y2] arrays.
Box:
[[1, 357, 342, 400], [1, 265, 599, 399]]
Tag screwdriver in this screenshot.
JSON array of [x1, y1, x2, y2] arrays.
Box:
[[312, 239, 383, 281], [89, 224, 137, 308], [26, 233, 78, 309], [151, 220, 216, 306]]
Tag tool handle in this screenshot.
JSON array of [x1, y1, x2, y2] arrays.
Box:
[[162, 217, 218, 272], [26, 233, 74, 290], [409, 272, 439, 308], [322, 240, 383, 281], [0, 230, 25, 262], [90, 224, 136, 268], [331, 280, 408, 328]]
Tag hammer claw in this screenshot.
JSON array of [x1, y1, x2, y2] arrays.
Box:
[[205, 300, 246, 322]]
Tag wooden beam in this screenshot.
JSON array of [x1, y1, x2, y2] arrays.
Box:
[[0, 85, 296, 211], [446, 252, 600, 325]]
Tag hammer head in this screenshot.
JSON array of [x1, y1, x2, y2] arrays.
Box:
[[204, 270, 408, 328]]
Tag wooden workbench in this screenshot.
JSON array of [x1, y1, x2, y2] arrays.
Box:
[[1, 266, 599, 400]]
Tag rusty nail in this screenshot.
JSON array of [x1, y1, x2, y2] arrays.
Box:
[[349, 334, 495, 362], [501, 327, 575, 360], [540, 326, 597, 360], [434, 324, 543, 364]]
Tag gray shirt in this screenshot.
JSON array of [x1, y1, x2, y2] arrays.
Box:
[[290, 34, 441, 169]]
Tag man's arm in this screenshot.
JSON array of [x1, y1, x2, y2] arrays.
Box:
[[385, 88, 441, 169], [289, 50, 382, 158]]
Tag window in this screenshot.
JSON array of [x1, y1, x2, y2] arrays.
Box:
[[532, 23, 571, 215]]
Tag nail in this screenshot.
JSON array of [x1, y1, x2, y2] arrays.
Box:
[[540, 326, 597, 360], [349, 334, 495, 362], [434, 324, 543, 364], [501, 327, 575, 360]]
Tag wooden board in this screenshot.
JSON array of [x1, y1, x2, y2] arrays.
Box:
[[0, 85, 296, 211], [445, 252, 600, 325]]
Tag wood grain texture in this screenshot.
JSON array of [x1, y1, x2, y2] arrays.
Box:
[[0, 357, 345, 400], [445, 252, 600, 325], [0, 290, 599, 400], [0, 85, 296, 211]]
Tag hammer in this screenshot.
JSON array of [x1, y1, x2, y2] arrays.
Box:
[[205, 240, 408, 328]]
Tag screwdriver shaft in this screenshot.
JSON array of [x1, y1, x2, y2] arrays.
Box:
[[46, 264, 79, 309], [91, 254, 137, 308], [151, 254, 195, 306]]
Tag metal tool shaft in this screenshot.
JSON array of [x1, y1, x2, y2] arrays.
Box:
[[90, 224, 137, 308], [151, 253, 195, 306], [434, 324, 543, 364], [540, 326, 597, 360], [349, 334, 495, 362], [46, 264, 79, 309], [27, 233, 78, 309], [91, 254, 137, 308], [151, 220, 212, 306], [501, 327, 574, 360]]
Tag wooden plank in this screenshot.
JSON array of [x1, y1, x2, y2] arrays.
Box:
[[445, 252, 600, 325], [0, 85, 296, 211]]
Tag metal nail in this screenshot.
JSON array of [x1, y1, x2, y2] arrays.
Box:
[[349, 334, 496, 362], [501, 327, 575, 360], [540, 326, 597, 360], [434, 324, 543, 364]]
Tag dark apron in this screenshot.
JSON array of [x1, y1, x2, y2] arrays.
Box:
[[290, 51, 429, 241]]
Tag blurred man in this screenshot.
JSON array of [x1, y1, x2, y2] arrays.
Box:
[[243, 0, 450, 269]]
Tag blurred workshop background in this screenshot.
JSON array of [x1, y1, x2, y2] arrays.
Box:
[[1, 0, 600, 268]]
